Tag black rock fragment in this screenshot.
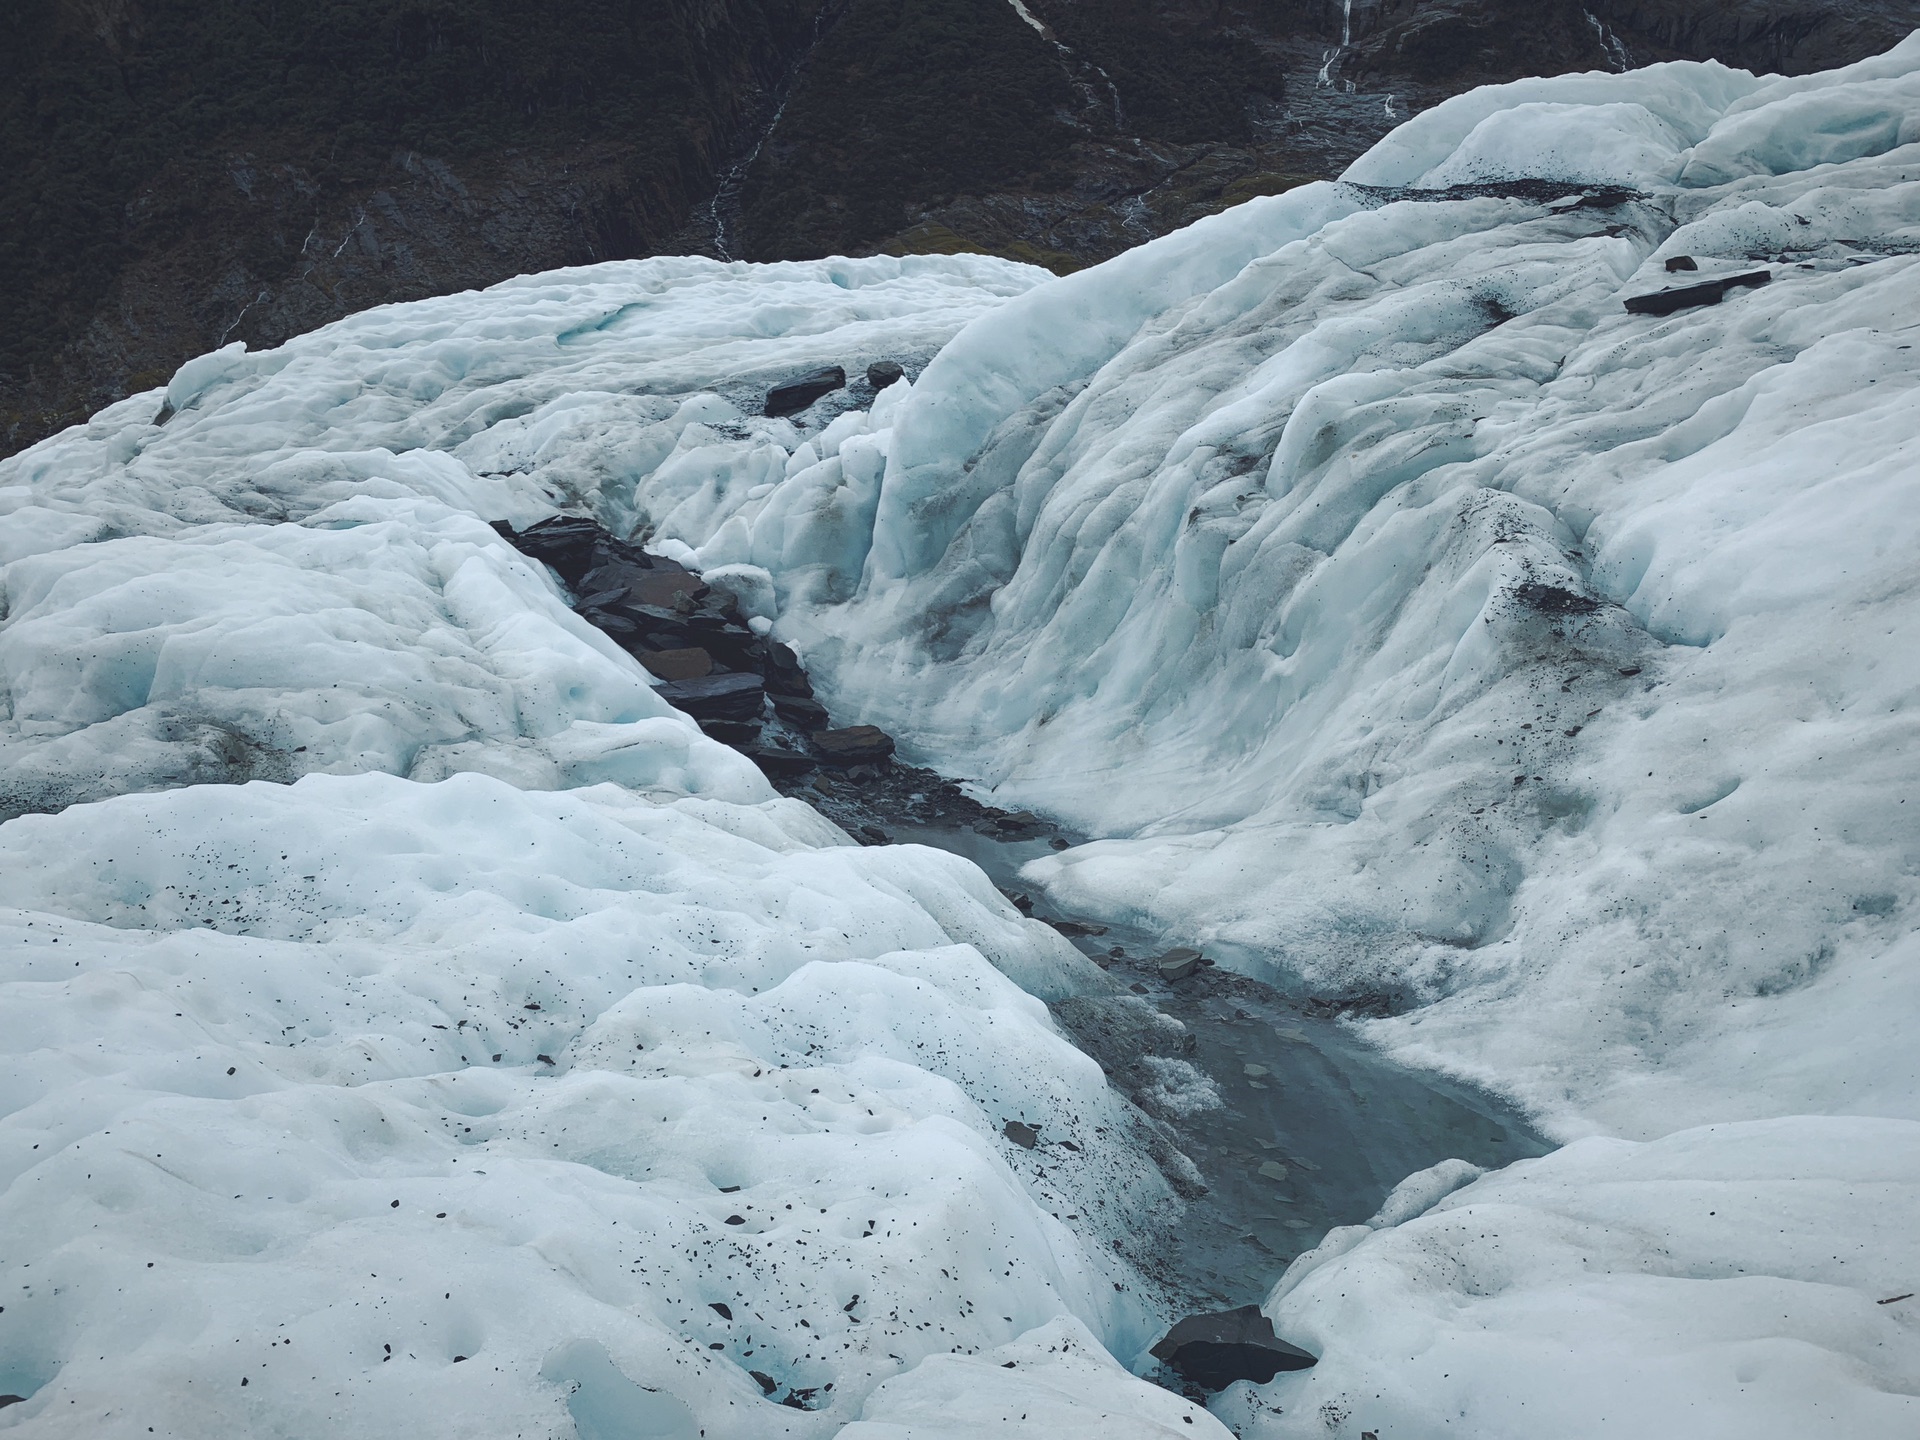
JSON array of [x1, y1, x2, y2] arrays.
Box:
[[744, 746, 817, 777], [498, 516, 627, 586], [1050, 919, 1107, 938], [1002, 1120, 1040, 1149], [750, 1370, 779, 1395], [709, 1302, 732, 1321], [762, 641, 814, 697], [1156, 947, 1202, 981], [770, 693, 830, 729], [698, 719, 765, 746], [765, 367, 846, 418], [1623, 268, 1771, 315], [811, 725, 896, 765], [866, 360, 905, 390], [637, 647, 714, 681], [1150, 1306, 1317, 1391], [655, 673, 766, 722], [496, 514, 924, 790], [1665, 255, 1698, 271]]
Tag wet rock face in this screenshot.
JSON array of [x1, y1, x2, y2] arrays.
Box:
[[1150, 1305, 1317, 1391], [1346, 0, 1617, 87]]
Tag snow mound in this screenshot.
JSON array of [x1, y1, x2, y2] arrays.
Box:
[[0, 254, 1216, 1434], [0, 254, 1041, 819], [840, 1315, 1230, 1439], [1217, 1117, 1920, 1439], [0, 770, 1170, 1435]]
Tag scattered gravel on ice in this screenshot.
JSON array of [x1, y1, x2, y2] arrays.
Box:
[[5, 38, 1920, 1440]]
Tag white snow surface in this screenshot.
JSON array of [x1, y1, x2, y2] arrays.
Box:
[[1217, 1117, 1920, 1438], [6, 38, 1920, 1440], [0, 257, 1205, 1435]]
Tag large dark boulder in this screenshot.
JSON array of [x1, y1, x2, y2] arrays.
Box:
[[1150, 1306, 1317, 1391], [765, 367, 846, 417], [810, 725, 895, 765]]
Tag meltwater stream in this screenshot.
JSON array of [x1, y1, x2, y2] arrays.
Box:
[[891, 817, 1549, 1314], [499, 511, 1549, 1326]]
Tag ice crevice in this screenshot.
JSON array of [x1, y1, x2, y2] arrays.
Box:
[[3, 39, 1920, 1440]]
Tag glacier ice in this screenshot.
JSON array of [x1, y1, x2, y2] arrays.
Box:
[[0, 772, 1168, 1436], [4, 35, 1920, 1440], [1217, 1117, 1920, 1437]]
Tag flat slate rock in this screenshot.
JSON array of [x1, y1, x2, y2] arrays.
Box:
[[1623, 268, 1771, 315], [638, 647, 713, 681], [654, 672, 765, 722], [771, 693, 830, 728], [1150, 1305, 1317, 1391], [583, 563, 704, 610], [1002, 1120, 1040, 1149], [744, 746, 818, 777], [765, 366, 846, 418], [1156, 946, 1203, 981], [811, 725, 895, 764]]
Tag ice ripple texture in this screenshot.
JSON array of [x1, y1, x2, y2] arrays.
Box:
[[4, 39, 1920, 1440]]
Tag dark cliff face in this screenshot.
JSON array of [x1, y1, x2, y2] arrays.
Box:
[[706, 0, 1920, 278], [1, 0, 834, 452], [5, 0, 1916, 457], [726, 0, 1609, 274], [1587, 0, 1920, 75]]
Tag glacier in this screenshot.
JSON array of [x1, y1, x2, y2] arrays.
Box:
[[4, 35, 1920, 1440]]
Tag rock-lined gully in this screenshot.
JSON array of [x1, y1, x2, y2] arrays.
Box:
[[494, 489, 1545, 1401]]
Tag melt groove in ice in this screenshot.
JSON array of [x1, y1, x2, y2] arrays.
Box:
[[5, 38, 1920, 1440]]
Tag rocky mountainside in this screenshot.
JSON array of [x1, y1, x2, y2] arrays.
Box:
[[1, 0, 839, 451], [5, 0, 1915, 456]]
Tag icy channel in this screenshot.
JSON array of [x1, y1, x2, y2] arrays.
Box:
[[893, 819, 1548, 1315], [5, 33, 1920, 1440]]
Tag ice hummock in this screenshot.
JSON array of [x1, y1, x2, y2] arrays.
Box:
[[5, 35, 1920, 1440]]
